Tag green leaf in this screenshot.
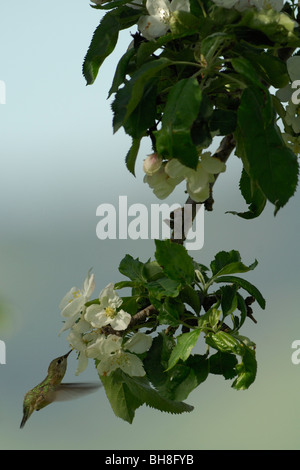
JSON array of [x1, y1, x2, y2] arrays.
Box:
[[209, 109, 237, 135], [179, 285, 201, 315], [117, 57, 172, 129], [214, 275, 266, 309], [232, 345, 257, 390], [100, 369, 143, 423], [154, 78, 203, 169], [231, 57, 265, 89], [125, 137, 142, 176], [206, 331, 243, 355], [101, 369, 193, 422], [122, 373, 194, 415], [169, 10, 202, 35], [108, 47, 136, 97], [227, 168, 267, 219], [236, 87, 299, 214], [147, 277, 181, 300], [155, 239, 195, 284], [167, 329, 202, 370], [123, 78, 158, 139], [83, 7, 140, 85], [144, 335, 209, 401], [158, 297, 184, 326], [220, 285, 238, 318], [118, 254, 145, 282], [142, 260, 163, 282], [201, 32, 234, 61], [209, 351, 238, 380], [242, 52, 289, 89], [239, 9, 300, 47], [210, 250, 257, 278]]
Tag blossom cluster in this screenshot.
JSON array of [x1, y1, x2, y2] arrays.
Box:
[[276, 56, 300, 156], [143, 152, 226, 202], [59, 272, 152, 377], [91, 0, 284, 40]]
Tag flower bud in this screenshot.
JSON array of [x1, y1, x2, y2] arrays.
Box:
[[143, 153, 163, 176]]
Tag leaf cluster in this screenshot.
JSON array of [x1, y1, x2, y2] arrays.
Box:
[[83, 0, 299, 214], [106, 241, 265, 421]]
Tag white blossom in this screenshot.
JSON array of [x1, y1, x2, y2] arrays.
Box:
[[138, 0, 190, 40], [93, 333, 153, 377], [59, 270, 95, 334], [165, 152, 226, 202], [85, 283, 131, 331]]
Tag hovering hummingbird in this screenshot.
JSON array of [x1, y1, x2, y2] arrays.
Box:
[[20, 350, 101, 428]]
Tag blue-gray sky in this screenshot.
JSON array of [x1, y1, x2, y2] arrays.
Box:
[[0, 0, 300, 450]]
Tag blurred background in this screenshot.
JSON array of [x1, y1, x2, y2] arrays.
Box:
[[0, 0, 299, 450]]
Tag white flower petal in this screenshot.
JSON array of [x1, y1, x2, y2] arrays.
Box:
[[86, 335, 108, 359], [187, 166, 209, 193], [146, 0, 170, 16], [125, 332, 153, 354], [97, 354, 119, 376], [187, 183, 210, 202], [119, 352, 146, 376], [110, 310, 131, 331], [102, 335, 123, 354], [138, 15, 169, 40], [201, 155, 226, 174], [165, 159, 187, 179], [85, 304, 107, 328], [75, 352, 89, 376], [170, 0, 190, 12]]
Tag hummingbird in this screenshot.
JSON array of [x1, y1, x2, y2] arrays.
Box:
[[20, 350, 101, 428]]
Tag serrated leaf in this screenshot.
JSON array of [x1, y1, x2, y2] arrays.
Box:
[[108, 47, 136, 97], [83, 7, 140, 85], [236, 86, 299, 214], [214, 275, 266, 309], [118, 254, 145, 282], [209, 351, 238, 380], [179, 285, 201, 315], [154, 77, 203, 169], [232, 57, 265, 89], [220, 285, 238, 318], [240, 9, 300, 47], [117, 57, 172, 130], [206, 331, 242, 355], [210, 250, 241, 275], [147, 277, 181, 300], [100, 369, 143, 423], [167, 329, 202, 370], [125, 137, 142, 176], [232, 345, 257, 390], [243, 51, 289, 89], [122, 373, 194, 415], [209, 109, 237, 135], [227, 168, 267, 219], [158, 297, 184, 326], [144, 335, 208, 401], [123, 79, 158, 139], [155, 239, 195, 284]]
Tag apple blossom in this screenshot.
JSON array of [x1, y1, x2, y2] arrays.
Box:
[[138, 0, 190, 40]]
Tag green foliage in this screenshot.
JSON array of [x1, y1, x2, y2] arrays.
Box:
[[110, 243, 264, 420], [77, 0, 300, 423]]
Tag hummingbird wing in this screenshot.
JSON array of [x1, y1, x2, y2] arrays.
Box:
[[52, 382, 102, 402]]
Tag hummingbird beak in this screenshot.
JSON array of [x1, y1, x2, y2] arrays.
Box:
[[64, 349, 73, 358]]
